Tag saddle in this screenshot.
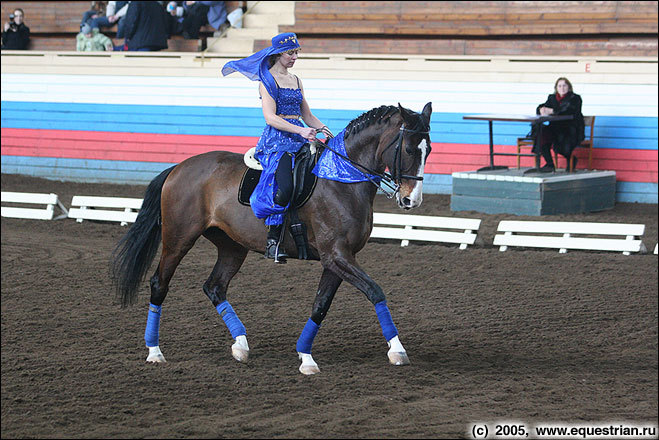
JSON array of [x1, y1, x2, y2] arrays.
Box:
[[238, 142, 323, 259]]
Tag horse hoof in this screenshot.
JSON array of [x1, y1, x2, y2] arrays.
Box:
[[231, 346, 249, 363], [298, 352, 320, 375], [146, 346, 166, 363], [146, 354, 166, 363], [388, 351, 410, 366], [299, 364, 320, 375]]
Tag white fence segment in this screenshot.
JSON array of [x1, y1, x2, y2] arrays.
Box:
[[68, 196, 143, 226], [1, 191, 67, 220], [371, 212, 481, 249], [494, 220, 647, 255]]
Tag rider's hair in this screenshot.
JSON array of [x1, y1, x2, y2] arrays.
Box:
[[268, 53, 282, 68]]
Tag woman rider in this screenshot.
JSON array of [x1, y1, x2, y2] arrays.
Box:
[[222, 32, 332, 262]]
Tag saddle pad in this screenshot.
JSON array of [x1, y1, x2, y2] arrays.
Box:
[[238, 168, 262, 206]]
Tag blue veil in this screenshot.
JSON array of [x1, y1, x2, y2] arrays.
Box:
[[221, 32, 301, 100]]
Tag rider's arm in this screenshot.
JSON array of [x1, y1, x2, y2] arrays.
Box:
[[260, 83, 316, 140], [299, 81, 331, 137]]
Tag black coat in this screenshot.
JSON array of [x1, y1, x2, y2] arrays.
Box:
[[535, 92, 585, 157], [123, 1, 168, 51], [1, 23, 30, 50]]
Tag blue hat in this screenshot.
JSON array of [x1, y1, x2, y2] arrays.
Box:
[[221, 32, 301, 100]]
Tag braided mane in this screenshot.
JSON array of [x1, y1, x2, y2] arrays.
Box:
[[345, 105, 399, 139]]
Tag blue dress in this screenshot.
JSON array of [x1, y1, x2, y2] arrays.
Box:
[[250, 85, 307, 226]]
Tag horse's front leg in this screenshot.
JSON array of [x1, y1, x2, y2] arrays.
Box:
[[326, 254, 410, 367], [296, 268, 342, 375]]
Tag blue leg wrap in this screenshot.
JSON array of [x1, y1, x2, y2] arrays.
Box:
[[375, 300, 399, 341], [296, 318, 320, 354], [216, 301, 246, 339], [144, 303, 162, 347]]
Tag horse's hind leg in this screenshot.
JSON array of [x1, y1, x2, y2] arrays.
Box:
[[145, 230, 202, 363], [297, 268, 342, 375], [202, 228, 250, 362]]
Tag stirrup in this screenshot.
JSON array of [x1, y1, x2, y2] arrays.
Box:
[[265, 238, 288, 264]]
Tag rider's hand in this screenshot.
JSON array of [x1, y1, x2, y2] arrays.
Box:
[[299, 127, 317, 141]]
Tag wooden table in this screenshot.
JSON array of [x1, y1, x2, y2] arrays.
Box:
[[462, 114, 573, 173]]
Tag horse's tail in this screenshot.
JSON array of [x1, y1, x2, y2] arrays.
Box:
[[111, 166, 176, 307]]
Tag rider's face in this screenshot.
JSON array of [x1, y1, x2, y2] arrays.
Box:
[[279, 49, 299, 68]]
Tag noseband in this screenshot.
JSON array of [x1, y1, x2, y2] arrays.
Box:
[[315, 122, 430, 198]]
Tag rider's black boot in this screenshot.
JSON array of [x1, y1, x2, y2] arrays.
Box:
[[265, 224, 288, 264]]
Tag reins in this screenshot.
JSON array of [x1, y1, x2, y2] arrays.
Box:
[[314, 123, 430, 198]]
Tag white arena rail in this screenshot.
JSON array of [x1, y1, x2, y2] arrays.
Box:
[[1, 191, 68, 220], [494, 220, 647, 255], [371, 212, 481, 249], [68, 196, 143, 226]]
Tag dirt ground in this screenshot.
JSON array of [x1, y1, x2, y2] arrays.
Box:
[[1, 173, 657, 439]]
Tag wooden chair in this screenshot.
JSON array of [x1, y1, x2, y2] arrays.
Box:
[[563, 115, 595, 170], [516, 116, 595, 170]]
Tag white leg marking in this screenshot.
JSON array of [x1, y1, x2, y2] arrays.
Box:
[[298, 352, 320, 375], [146, 345, 166, 363], [387, 335, 410, 366], [231, 335, 249, 363]]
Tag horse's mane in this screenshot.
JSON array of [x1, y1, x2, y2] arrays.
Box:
[[345, 105, 399, 139]]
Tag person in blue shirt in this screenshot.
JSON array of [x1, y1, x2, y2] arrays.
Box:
[[222, 32, 331, 262]]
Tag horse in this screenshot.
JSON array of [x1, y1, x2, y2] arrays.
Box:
[[111, 102, 433, 375]]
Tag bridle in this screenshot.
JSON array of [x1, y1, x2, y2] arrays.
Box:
[[315, 121, 431, 198]]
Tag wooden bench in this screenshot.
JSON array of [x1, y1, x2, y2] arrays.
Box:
[[1, 191, 67, 220], [370, 212, 481, 249], [493, 220, 647, 255], [68, 195, 142, 226]]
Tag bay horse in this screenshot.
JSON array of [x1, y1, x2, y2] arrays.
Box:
[[111, 102, 432, 375]]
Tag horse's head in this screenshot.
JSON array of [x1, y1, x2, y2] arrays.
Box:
[[385, 102, 432, 209], [342, 102, 432, 208]]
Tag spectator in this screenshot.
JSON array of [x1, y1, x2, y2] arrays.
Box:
[[166, 1, 186, 36], [77, 22, 114, 51], [89, 1, 131, 38], [108, 1, 131, 38], [81, 1, 107, 30], [533, 77, 585, 172], [122, 1, 169, 51], [181, 1, 227, 39], [2, 8, 30, 50]]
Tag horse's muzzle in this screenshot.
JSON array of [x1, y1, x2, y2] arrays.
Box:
[[397, 195, 421, 210]]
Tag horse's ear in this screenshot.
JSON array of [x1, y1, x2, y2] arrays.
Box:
[[422, 102, 432, 120], [397, 102, 414, 122]]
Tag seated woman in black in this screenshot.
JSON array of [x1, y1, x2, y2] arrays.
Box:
[[534, 77, 585, 172]]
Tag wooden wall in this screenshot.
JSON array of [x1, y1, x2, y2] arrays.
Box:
[[265, 1, 659, 56]]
